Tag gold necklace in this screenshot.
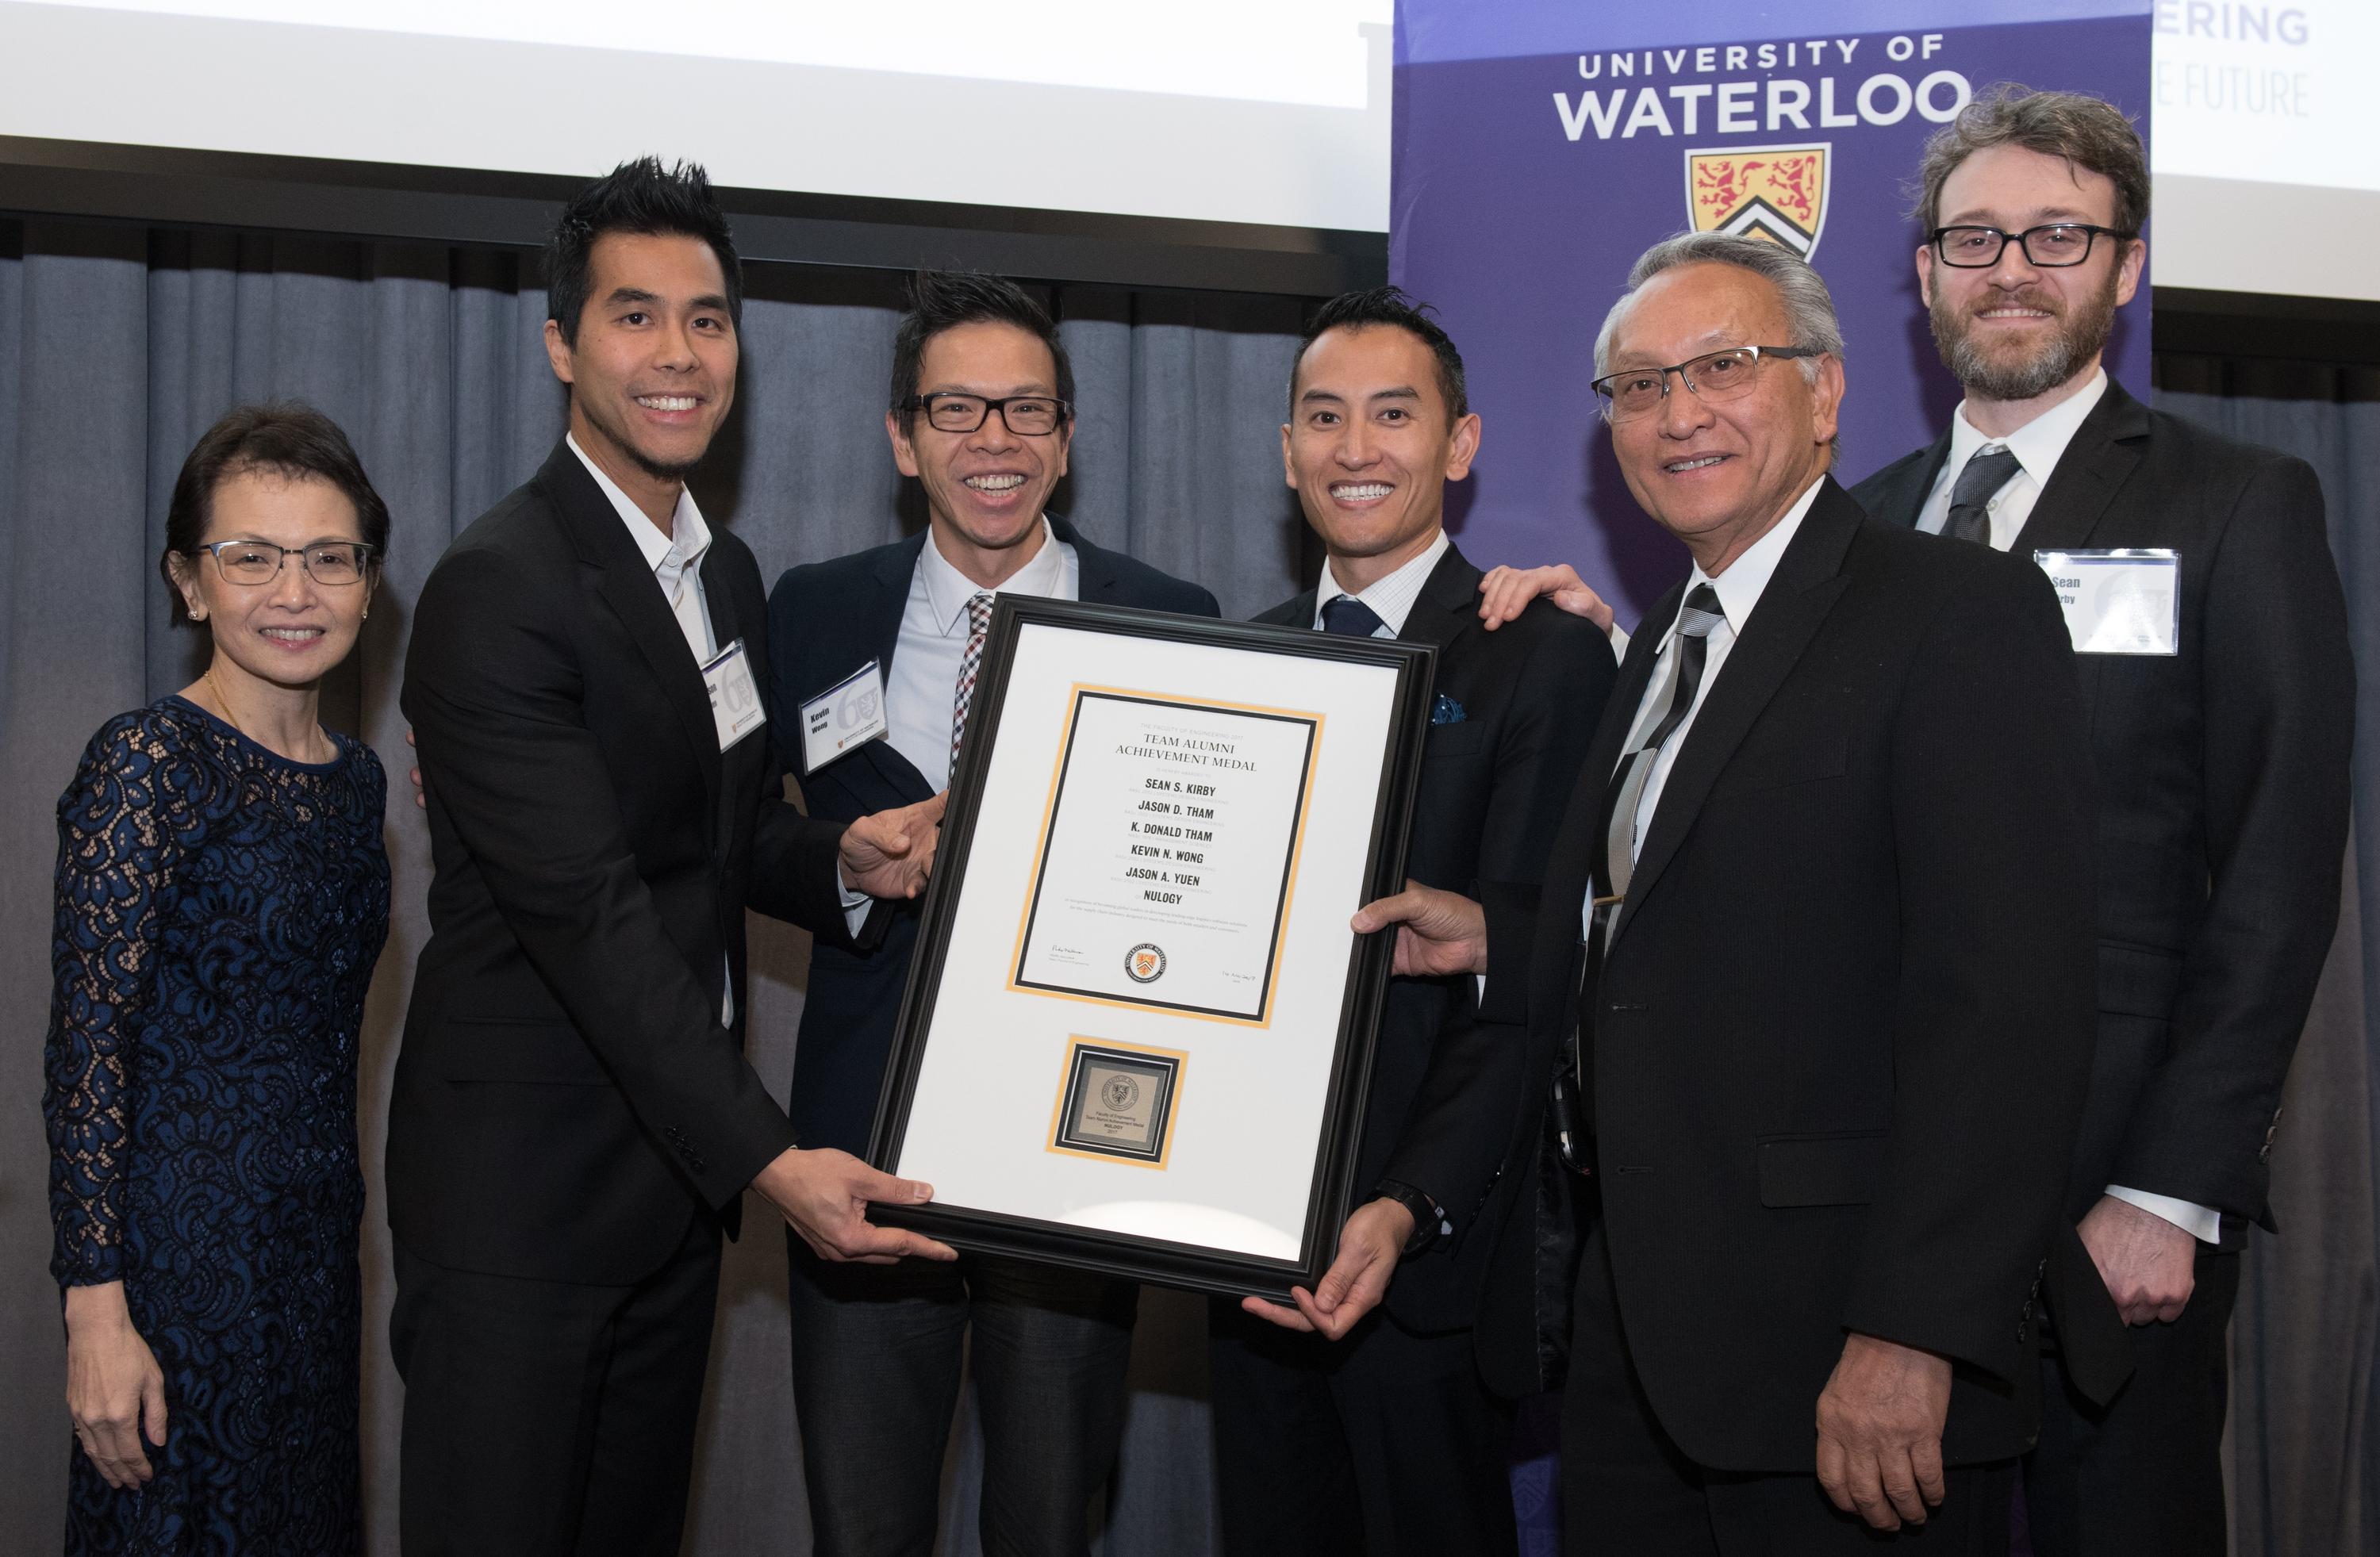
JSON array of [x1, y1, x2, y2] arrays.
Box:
[[204, 664, 329, 765]]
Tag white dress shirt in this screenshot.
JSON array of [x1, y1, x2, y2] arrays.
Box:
[[1912, 374, 2217, 1245], [838, 517, 1079, 937], [1311, 530, 1450, 638], [568, 434, 735, 1025], [1914, 369, 2109, 550]]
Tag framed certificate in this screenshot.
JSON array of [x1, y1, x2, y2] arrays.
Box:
[[868, 597, 1435, 1299]]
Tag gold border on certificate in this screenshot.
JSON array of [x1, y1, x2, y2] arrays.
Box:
[[1046, 1037, 1189, 1168], [1005, 684, 1322, 1026]]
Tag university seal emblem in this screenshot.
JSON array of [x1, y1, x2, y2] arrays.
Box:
[[1125, 943, 1167, 984], [1684, 143, 1830, 259]]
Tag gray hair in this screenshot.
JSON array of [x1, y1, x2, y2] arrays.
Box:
[[1591, 232, 1845, 381]]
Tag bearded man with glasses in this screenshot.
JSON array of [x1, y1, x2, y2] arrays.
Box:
[[762, 268, 1215, 1557], [1847, 86, 2355, 1557]]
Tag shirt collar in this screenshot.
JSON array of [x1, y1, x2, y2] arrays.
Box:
[[1315, 529, 1450, 636], [1677, 475, 1825, 641], [567, 432, 712, 585], [918, 516, 1065, 635], [1946, 367, 2109, 489]]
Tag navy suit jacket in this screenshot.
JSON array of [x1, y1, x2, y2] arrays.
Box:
[[765, 517, 1218, 1155], [1254, 543, 1614, 1334]]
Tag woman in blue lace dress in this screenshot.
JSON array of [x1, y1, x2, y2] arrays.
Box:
[[43, 402, 392, 1555]]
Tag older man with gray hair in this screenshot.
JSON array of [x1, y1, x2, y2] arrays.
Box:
[[1355, 232, 2099, 1551]]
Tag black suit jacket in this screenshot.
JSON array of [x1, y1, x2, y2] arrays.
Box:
[[1852, 380, 2353, 1232], [1253, 543, 1614, 1333], [1479, 479, 2099, 1471], [764, 516, 1218, 1156], [391, 442, 854, 1287]]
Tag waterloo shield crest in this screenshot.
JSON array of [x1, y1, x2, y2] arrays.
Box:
[[1685, 143, 1830, 259]]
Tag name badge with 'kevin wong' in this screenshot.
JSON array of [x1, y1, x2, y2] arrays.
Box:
[[799, 660, 890, 774], [701, 638, 768, 751], [2033, 550, 2180, 657]]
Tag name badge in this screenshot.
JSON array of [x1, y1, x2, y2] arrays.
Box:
[[701, 638, 768, 751], [799, 659, 890, 773], [2033, 549, 2180, 657]]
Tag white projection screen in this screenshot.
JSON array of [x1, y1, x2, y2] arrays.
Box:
[[2, 0, 2375, 301], [0, 0, 1392, 233]]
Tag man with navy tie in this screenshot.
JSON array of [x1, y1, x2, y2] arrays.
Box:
[[1209, 286, 1614, 1555], [763, 270, 1214, 1557]]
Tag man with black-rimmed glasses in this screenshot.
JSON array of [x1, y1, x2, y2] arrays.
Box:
[[762, 269, 1216, 1557], [1848, 85, 2355, 1557]]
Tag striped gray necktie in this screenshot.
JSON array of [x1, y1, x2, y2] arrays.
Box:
[[950, 592, 996, 765], [1597, 584, 1726, 902], [1947, 445, 2021, 546]]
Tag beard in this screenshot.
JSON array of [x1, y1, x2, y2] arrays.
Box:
[[1930, 262, 2122, 402]]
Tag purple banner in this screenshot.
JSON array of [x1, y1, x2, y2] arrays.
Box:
[[1391, 4, 2152, 623]]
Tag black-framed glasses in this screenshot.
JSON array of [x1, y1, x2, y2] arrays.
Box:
[[905, 393, 1072, 435], [1929, 224, 2135, 269], [1590, 345, 1821, 424], [194, 539, 378, 585]]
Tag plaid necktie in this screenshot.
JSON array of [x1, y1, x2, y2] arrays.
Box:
[[1947, 445, 2021, 546], [950, 592, 996, 766]]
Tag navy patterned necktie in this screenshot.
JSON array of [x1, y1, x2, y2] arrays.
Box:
[[1947, 445, 2021, 547], [950, 592, 996, 765], [1321, 595, 1388, 638]]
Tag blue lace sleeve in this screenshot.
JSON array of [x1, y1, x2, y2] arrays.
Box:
[[43, 712, 195, 1288]]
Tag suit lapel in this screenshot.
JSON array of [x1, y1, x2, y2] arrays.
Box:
[[1528, 589, 1672, 1013], [1880, 428, 1954, 529], [1612, 483, 1860, 944], [545, 445, 724, 800], [2009, 379, 2152, 557], [846, 535, 935, 802], [1394, 542, 1486, 656]]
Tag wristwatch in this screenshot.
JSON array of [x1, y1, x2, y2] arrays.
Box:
[[1373, 1179, 1449, 1256]]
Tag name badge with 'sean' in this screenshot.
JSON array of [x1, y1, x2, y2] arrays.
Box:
[[701, 638, 768, 750], [2033, 549, 2180, 656], [799, 660, 890, 773]]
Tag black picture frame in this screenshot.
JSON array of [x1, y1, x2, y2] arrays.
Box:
[[866, 596, 1436, 1300]]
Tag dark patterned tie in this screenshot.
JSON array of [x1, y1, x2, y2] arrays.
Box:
[[1947, 445, 2021, 547], [1321, 595, 1388, 638], [1565, 582, 1727, 1161], [1597, 584, 1726, 899], [950, 592, 996, 765]]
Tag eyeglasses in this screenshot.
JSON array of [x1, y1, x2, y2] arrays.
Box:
[[1929, 224, 2134, 269], [1590, 345, 1821, 424], [904, 393, 1072, 435], [194, 539, 378, 585]]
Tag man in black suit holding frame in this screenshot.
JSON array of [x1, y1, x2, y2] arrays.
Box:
[[393, 159, 952, 1555], [1209, 289, 1615, 1555], [1364, 232, 2100, 1551], [1848, 89, 2353, 1555]]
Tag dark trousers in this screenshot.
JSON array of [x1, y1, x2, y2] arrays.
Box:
[[1562, 1218, 2013, 1556], [2023, 1243, 2240, 1557], [1207, 1299, 1520, 1557], [785, 1237, 1138, 1557], [390, 1214, 720, 1557]]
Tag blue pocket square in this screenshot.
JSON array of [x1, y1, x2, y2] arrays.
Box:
[[1431, 695, 1466, 726]]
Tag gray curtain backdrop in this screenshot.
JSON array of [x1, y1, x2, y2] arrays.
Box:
[[0, 218, 1310, 1556], [2159, 359, 2380, 1557], [4, 222, 2376, 1556]]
